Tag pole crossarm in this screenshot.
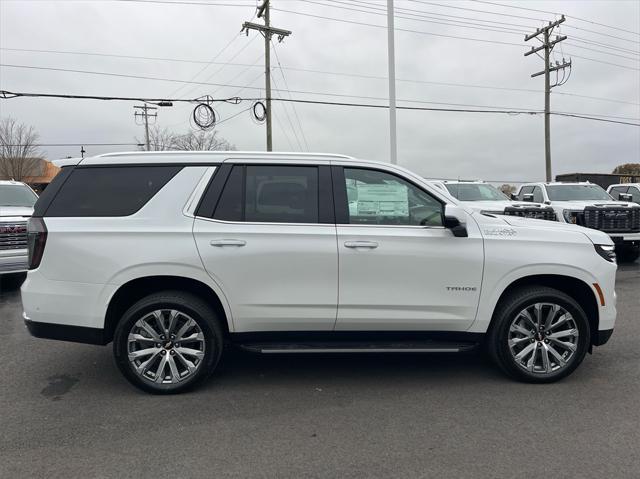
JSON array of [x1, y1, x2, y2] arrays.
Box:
[[242, 22, 291, 42], [524, 36, 568, 57], [524, 15, 566, 42], [531, 60, 572, 78]]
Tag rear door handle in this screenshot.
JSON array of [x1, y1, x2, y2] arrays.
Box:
[[344, 241, 378, 249], [210, 239, 246, 247]]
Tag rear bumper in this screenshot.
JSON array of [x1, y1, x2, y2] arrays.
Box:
[[0, 250, 28, 275], [23, 313, 107, 345]]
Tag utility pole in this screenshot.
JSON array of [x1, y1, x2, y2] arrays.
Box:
[[242, 1, 291, 151], [80, 146, 85, 159], [134, 104, 157, 151], [387, 0, 397, 165], [524, 16, 571, 182]]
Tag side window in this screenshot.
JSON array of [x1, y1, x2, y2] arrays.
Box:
[[212, 165, 319, 223], [532, 186, 544, 203], [518, 186, 533, 200], [245, 166, 318, 223], [45, 166, 182, 217], [343, 168, 443, 226], [629, 187, 640, 203]]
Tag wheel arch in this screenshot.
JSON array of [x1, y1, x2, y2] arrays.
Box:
[[104, 275, 232, 343], [488, 274, 599, 345]]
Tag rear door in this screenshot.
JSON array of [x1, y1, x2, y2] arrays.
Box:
[[193, 161, 338, 332], [332, 165, 484, 332]]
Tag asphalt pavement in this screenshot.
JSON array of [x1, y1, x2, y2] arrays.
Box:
[[1, 263, 639, 478]]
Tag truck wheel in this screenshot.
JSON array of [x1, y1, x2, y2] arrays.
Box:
[[487, 286, 590, 383], [113, 291, 223, 394], [616, 244, 640, 263]]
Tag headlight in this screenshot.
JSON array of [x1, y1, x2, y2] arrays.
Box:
[[595, 244, 616, 263], [563, 209, 579, 223]]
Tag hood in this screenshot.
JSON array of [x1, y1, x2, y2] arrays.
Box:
[[0, 206, 34, 218], [499, 214, 612, 245], [551, 200, 636, 210], [460, 200, 546, 212]]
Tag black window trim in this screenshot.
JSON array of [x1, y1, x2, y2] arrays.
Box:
[[332, 165, 446, 228], [195, 163, 335, 225]]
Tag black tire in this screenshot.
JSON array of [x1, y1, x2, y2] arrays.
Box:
[[487, 286, 590, 383], [113, 291, 224, 394], [616, 244, 640, 263]]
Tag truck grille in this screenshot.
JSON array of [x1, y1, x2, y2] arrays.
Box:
[[503, 206, 557, 221], [582, 206, 640, 233], [0, 222, 28, 250]]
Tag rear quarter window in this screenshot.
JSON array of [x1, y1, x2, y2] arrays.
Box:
[[44, 166, 182, 217]]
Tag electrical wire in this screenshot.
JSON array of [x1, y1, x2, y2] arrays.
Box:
[[4, 47, 637, 106], [270, 71, 304, 151], [271, 41, 310, 151], [5, 142, 144, 147], [3, 90, 638, 126]]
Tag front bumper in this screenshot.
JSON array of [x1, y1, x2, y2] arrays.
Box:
[[609, 232, 640, 244], [593, 328, 614, 346], [23, 312, 107, 345], [0, 249, 28, 275]]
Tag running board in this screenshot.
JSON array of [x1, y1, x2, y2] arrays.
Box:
[[238, 341, 479, 354]]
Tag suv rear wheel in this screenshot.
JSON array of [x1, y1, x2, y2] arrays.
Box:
[[113, 291, 223, 394], [487, 286, 590, 383]]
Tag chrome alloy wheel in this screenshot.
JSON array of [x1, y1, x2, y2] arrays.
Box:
[[127, 309, 206, 384], [508, 303, 579, 375]]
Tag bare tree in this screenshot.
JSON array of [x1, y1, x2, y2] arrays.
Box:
[[136, 126, 175, 151], [500, 184, 517, 196], [172, 130, 235, 151], [0, 117, 43, 181], [137, 127, 235, 152]]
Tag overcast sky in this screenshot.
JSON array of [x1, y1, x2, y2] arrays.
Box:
[[0, 0, 638, 182]]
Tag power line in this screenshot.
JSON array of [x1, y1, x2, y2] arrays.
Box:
[[111, 0, 255, 6], [5, 47, 638, 103], [6, 142, 144, 147], [470, 0, 640, 37]]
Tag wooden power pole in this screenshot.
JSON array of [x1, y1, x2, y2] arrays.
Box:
[[242, 1, 291, 151], [134, 104, 158, 151], [524, 16, 571, 182]]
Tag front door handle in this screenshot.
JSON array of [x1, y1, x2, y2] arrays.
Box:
[[344, 241, 378, 249], [210, 239, 246, 247]]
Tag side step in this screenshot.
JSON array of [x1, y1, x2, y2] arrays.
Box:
[[238, 341, 479, 354]]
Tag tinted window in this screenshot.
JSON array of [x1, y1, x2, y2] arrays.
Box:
[[629, 187, 640, 203], [45, 166, 181, 217], [532, 186, 544, 203], [518, 186, 533, 200], [344, 168, 443, 226], [213, 166, 243, 221]]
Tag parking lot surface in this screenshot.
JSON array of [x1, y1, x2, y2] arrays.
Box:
[[1, 263, 639, 478]]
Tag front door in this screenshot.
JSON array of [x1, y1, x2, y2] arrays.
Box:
[[333, 166, 484, 331], [193, 163, 338, 332]]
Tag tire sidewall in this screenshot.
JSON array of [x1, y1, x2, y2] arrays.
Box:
[[113, 295, 222, 394], [494, 290, 590, 383]]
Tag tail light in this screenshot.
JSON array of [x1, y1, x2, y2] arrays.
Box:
[[27, 217, 48, 270]]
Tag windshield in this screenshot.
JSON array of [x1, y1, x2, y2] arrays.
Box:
[[546, 184, 612, 201], [444, 183, 509, 201], [0, 184, 38, 207]]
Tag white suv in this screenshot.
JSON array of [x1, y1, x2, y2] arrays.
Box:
[[0, 180, 38, 278], [515, 182, 640, 262], [22, 152, 617, 393], [428, 180, 557, 221]]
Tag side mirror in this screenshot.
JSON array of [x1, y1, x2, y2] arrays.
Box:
[[444, 204, 468, 238], [618, 193, 633, 202], [522, 193, 535, 202], [510, 193, 518, 200]]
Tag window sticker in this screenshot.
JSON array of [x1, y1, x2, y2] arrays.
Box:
[[348, 182, 409, 218]]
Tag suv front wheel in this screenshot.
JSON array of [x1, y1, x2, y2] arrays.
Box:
[[487, 286, 590, 383], [113, 291, 223, 394]]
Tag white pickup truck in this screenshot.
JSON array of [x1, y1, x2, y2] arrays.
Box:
[[516, 182, 640, 262], [429, 180, 557, 221], [0, 180, 38, 280]]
